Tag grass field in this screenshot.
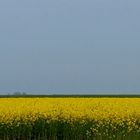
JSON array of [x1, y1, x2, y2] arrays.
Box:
[[0, 97, 140, 140]]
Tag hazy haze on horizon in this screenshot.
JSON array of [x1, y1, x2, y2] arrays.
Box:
[[0, 0, 140, 94]]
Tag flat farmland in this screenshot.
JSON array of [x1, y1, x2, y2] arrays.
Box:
[[0, 97, 140, 140]]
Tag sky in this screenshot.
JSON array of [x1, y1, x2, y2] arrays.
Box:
[[0, 0, 140, 94]]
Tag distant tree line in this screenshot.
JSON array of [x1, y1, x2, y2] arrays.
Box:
[[13, 92, 27, 96]]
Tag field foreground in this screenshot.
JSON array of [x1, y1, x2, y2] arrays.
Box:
[[0, 98, 140, 140]]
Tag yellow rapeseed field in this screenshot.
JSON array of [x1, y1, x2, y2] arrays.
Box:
[[0, 98, 140, 140]]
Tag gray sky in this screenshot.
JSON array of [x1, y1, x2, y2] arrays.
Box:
[[0, 0, 140, 94]]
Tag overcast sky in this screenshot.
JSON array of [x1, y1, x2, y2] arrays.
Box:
[[0, 0, 140, 94]]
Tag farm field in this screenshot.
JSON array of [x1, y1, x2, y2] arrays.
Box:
[[0, 97, 140, 140]]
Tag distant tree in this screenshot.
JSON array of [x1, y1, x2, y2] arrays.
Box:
[[13, 92, 21, 96], [22, 92, 27, 95], [13, 92, 27, 96]]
